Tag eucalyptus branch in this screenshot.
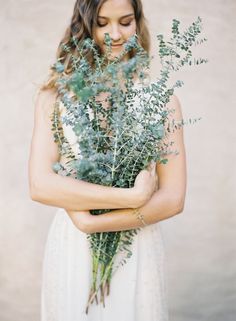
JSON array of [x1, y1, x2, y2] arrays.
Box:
[[50, 16, 208, 313]]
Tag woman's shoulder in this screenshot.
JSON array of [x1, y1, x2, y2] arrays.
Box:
[[34, 88, 59, 118], [165, 94, 183, 122], [166, 94, 181, 107], [166, 94, 182, 113], [35, 87, 58, 104]]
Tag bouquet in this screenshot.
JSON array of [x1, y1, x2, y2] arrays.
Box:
[[50, 16, 207, 313]]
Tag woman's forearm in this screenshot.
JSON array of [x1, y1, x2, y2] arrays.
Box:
[[30, 172, 143, 211], [69, 187, 185, 233]]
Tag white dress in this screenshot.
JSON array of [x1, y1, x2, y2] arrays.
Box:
[[41, 88, 169, 321]]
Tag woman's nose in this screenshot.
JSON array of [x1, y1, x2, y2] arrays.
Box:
[[110, 26, 122, 41]]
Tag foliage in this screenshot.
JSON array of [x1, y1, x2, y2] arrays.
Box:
[[50, 16, 207, 313]]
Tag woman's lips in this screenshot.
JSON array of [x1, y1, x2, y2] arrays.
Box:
[[111, 44, 123, 48]]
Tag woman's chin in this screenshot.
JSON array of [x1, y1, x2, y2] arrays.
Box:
[[107, 53, 119, 61], [107, 51, 129, 62]]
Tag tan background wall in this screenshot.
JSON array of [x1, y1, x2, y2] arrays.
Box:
[[1, 0, 235, 320]]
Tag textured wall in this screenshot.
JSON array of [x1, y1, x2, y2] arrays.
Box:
[[1, 0, 235, 320]]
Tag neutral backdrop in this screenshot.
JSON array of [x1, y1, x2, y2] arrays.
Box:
[[1, 0, 235, 320]]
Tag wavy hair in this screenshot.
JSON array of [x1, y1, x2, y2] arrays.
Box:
[[42, 0, 150, 90]]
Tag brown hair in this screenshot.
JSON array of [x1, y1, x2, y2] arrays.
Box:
[[42, 0, 150, 90]]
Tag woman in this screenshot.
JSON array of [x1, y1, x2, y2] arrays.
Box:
[[28, 0, 186, 320]]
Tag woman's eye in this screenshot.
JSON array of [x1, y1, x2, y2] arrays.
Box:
[[121, 22, 132, 27], [97, 21, 132, 28], [97, 23, 107, 27]]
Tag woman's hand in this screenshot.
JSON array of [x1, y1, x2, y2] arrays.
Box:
[[133, 161, 158, 206]]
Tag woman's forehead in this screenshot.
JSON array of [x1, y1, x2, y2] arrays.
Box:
[[98, 0, 134, 17]]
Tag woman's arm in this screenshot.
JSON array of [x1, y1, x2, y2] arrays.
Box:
[[67, 95, 187, 232], [28, 89, 154, 211]]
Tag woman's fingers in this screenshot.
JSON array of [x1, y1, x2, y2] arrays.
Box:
[[148, 161, 157, 176], [147, 160, 155, 170], [150, 162, 158, 189]]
